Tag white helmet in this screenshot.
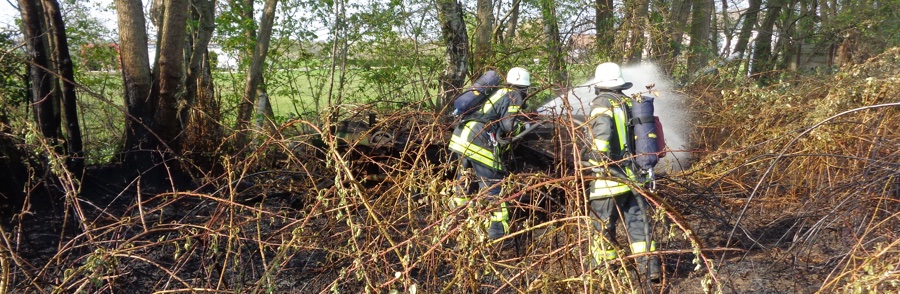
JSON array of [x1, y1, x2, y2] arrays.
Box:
[[506, 67, 531, 87], [592, 62, 632, 90]]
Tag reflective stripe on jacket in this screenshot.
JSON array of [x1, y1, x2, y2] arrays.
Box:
[[587, 92, 637, 199], [449, 121, 500, 169], [449, 87, 525, 170]]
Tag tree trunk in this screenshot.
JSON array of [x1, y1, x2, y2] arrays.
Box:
[[492, 0, 521, 44], [183, 0, 220, 170], [225, 0, 258, 63], [150, 0, 165, 71], [234, 0, 279, 141], [43, 0, 84, 177], [539, 0, 566, 87], [751, 0, 786, 79], [717, 0, 728, 55], [594, 0, 614, 58], [118, 0, 197, 188], [722, 0, 737, 56], [255, 89, 276, 132], [238, 0, 257, 51], [710, 0, 719, 55], [327, 0, 350, 116], [230, 0, 256, 135], [506, 0, 520, 41], [115, 0, 154, 161], [154, 0, 190, 153], [474, 0, 493, 71], [626, 0, 650, 64], [778, 0, 799, 71], [687, 0, 712, 73], [185, 0, 215, 109], [647, 0, 667, 61], [791, 0, 815, 71], [18, 0, 58, 145], [661, 0, 691, 74], [436, 0, 468, 111], [18, 0, 69, 209], [733, 0, 762, 58], [253, 0, 282, 132]]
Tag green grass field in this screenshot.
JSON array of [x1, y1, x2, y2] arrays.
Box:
[[71, 67, 443, 163]]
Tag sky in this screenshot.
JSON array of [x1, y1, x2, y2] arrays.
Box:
[[0, 0, 119, 33], [0, 0, 328, 41], [0, 1, 20, 30]]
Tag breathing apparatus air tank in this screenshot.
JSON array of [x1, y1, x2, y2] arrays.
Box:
[[453, 70, 501, 116], [629, 95, 661, 170]]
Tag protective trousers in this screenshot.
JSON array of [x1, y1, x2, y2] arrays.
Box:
[[453, 157, 510, 240], [589, 192, 656, 264]]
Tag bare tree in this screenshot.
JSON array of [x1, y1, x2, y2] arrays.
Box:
[[626, 0, 650, 64], [505, 0, 521, 41], [325, 0, 348, 122], [733, 0, 762, 58], [183, 0, 220, 168], [234, 0, 279, 141], [648, 0, 692, 74], [688, 0, 712, 73], [718, 0, 730, 55], [115, 0, 154, 164], [43, 0, 84, 176], [492, 0, 521, 44], [474, 0, 493, 71], [254, 0, 279, 133], [751, 0, 786, 79], [154, 0, 190, 152], [20, 0, 85, 177], [777, 0, 799, 71], [185, 0, 216, 110], [539, 0, 566, 87], [115, 0, 192, 185], [436, 0, 468, 111], [594, 0, 614, 58], [18, 0, 57, 146], [666, 0, 692, 73]]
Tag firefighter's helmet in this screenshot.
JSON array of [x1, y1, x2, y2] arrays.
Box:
[[592, 62, 633, 90], [506, 67, 531, 87]]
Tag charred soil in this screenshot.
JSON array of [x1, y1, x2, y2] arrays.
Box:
[[2, 50, 899, 293]]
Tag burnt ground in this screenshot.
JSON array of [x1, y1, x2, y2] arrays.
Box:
[[5, 102, 899, 293], [1, 147, 866, 294]]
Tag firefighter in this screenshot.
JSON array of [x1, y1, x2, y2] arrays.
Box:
[[448, 67, 530, 241], [584, 62, 661, 281]]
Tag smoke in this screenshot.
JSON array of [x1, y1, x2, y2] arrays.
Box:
[[537, 63, 693, 172]]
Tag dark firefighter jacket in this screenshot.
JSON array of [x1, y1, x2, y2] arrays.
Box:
[[449, 86, 526, 170], [585, 91, 638, 198]]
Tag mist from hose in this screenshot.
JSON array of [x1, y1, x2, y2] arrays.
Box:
[[537, 63, 693, 173]]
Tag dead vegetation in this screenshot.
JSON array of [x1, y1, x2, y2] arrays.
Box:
[[1, 49, 899, 293], [680, 47, 900, 293]]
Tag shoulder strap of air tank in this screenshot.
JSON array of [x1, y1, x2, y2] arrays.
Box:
[[594, 92, 620, 103], [628, 116, 655, 126]]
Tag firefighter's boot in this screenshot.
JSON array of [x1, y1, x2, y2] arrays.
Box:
[[632, 241, 660, 281], [636, 255, 661, 281]]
